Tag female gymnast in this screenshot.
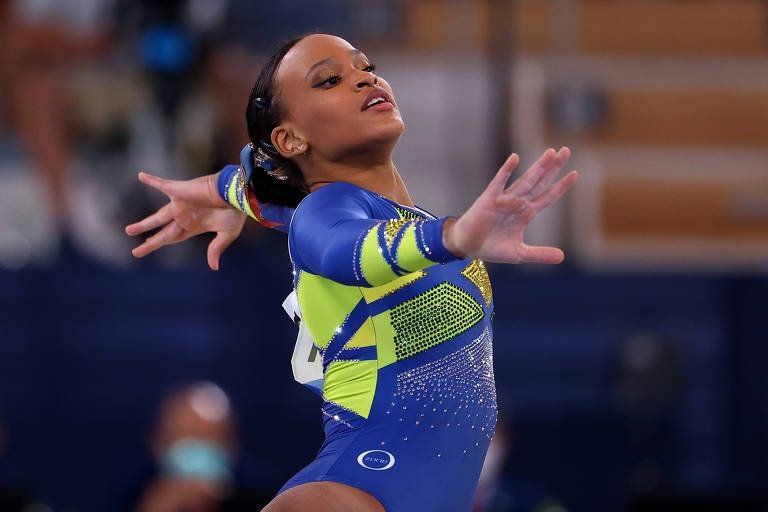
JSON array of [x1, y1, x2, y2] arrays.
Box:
[[126, 33, 577, 512]]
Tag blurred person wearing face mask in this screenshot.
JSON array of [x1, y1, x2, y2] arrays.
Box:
[[131, 381, 265, 512]]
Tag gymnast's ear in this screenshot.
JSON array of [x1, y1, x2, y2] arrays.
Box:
[[271, 124, 307, 158]]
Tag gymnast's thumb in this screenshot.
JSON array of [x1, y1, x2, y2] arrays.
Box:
[[207, 232, 236, 271]]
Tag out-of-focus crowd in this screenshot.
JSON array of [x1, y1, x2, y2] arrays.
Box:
[[0, 0, 272, 270], [0, 381, 270, 511], [0, 379, 568, 512], [1, 1, 766, 510]]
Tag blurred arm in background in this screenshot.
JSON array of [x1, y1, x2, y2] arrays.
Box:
[[0, 0, 111, 231]]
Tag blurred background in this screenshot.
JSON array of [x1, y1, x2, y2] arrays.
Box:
[[0, 0, 767, 510]]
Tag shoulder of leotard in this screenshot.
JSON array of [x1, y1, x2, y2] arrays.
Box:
[[293, 181, 378, 219], [288, 182, 379, 268]]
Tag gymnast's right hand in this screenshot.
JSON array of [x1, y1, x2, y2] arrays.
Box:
[[442, 147, 578, 265], [125, 172, 246, 270]]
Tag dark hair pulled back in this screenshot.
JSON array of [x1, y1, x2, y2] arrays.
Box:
[[245, 34, 314, 208]]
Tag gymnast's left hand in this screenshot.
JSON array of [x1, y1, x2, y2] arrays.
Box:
[[125, 172, 246, 270], [442, 147, 578, 264]]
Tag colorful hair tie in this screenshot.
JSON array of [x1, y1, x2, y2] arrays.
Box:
[[240, 142, 287, 181]]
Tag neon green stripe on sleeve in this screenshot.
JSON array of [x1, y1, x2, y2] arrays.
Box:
[[360, 223, 399, 286], [396, 223, 436, 273], [226, 172, 244, 214]]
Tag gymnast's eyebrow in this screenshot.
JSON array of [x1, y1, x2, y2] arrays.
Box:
[[305, 49, 363, 81]]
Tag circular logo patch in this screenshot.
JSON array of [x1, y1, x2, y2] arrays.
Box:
[[357, 450, 396, 471]]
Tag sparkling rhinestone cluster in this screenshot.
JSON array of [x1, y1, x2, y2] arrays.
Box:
[[391, 282, 484, 360], [383, 219, 413, 249], [393, 206, 425, 220], [460, 259, 493, 307], [384, 328, 497, 456]]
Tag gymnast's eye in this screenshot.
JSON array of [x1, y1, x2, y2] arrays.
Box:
[[315, 74, 341, 88], [314, 64, 376, 88]]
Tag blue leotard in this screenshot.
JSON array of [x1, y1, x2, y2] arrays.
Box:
[[218, 164, 497, 512]]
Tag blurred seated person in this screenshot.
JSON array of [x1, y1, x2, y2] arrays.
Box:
[[131, 381, 267, 512], [0, 0, 111, 235]]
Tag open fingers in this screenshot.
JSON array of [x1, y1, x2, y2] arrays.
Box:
[[530, 170, 579, 212], [131, 221, 183, 258], [137, 172, 180, 198], [206, 231, 239, 271], [528, 146, 571, 197], [519, 244, 565, 264], [125, 203, 173, 236], [512, 147, 570, 197], [508, 148, 555, 196], [486, 153, 520, 195]]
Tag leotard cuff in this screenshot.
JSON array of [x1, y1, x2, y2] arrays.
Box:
[[215, 164, 286, 229], [421, 216, 460, 264], [216, 164, 241, 204]]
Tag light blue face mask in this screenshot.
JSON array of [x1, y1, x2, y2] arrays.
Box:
[[160, 438, 233, 482]]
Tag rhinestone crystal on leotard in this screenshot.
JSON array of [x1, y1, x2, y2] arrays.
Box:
[[320, 400, 360, 429], [321, 408, 353, 428], [384, 328, 497, 456], [460, 259, 493, 307], [391, 282, 484, 360], [383, 219, 413, 249], [393, 206, 426, 220]]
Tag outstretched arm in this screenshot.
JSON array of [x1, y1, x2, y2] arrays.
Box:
[[292, 147, 576, 287], [126, 164, 295, 269], [291, 184, 456, 287]]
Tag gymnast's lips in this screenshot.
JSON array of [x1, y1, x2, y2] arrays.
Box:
[[361, 87, 394, 111]]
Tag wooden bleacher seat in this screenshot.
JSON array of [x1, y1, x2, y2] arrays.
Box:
[[579, 0, 768, 56], [585, 89, 768, 146]]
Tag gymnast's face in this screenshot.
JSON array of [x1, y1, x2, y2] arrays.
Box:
[[271, 34, 404, 162]]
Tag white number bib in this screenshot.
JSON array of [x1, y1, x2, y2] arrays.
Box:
[[282, 290, 324, 394]]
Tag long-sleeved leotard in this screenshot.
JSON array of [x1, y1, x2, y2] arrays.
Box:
[[217, 164, 293, 232], [217, 165, 497, 512]]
